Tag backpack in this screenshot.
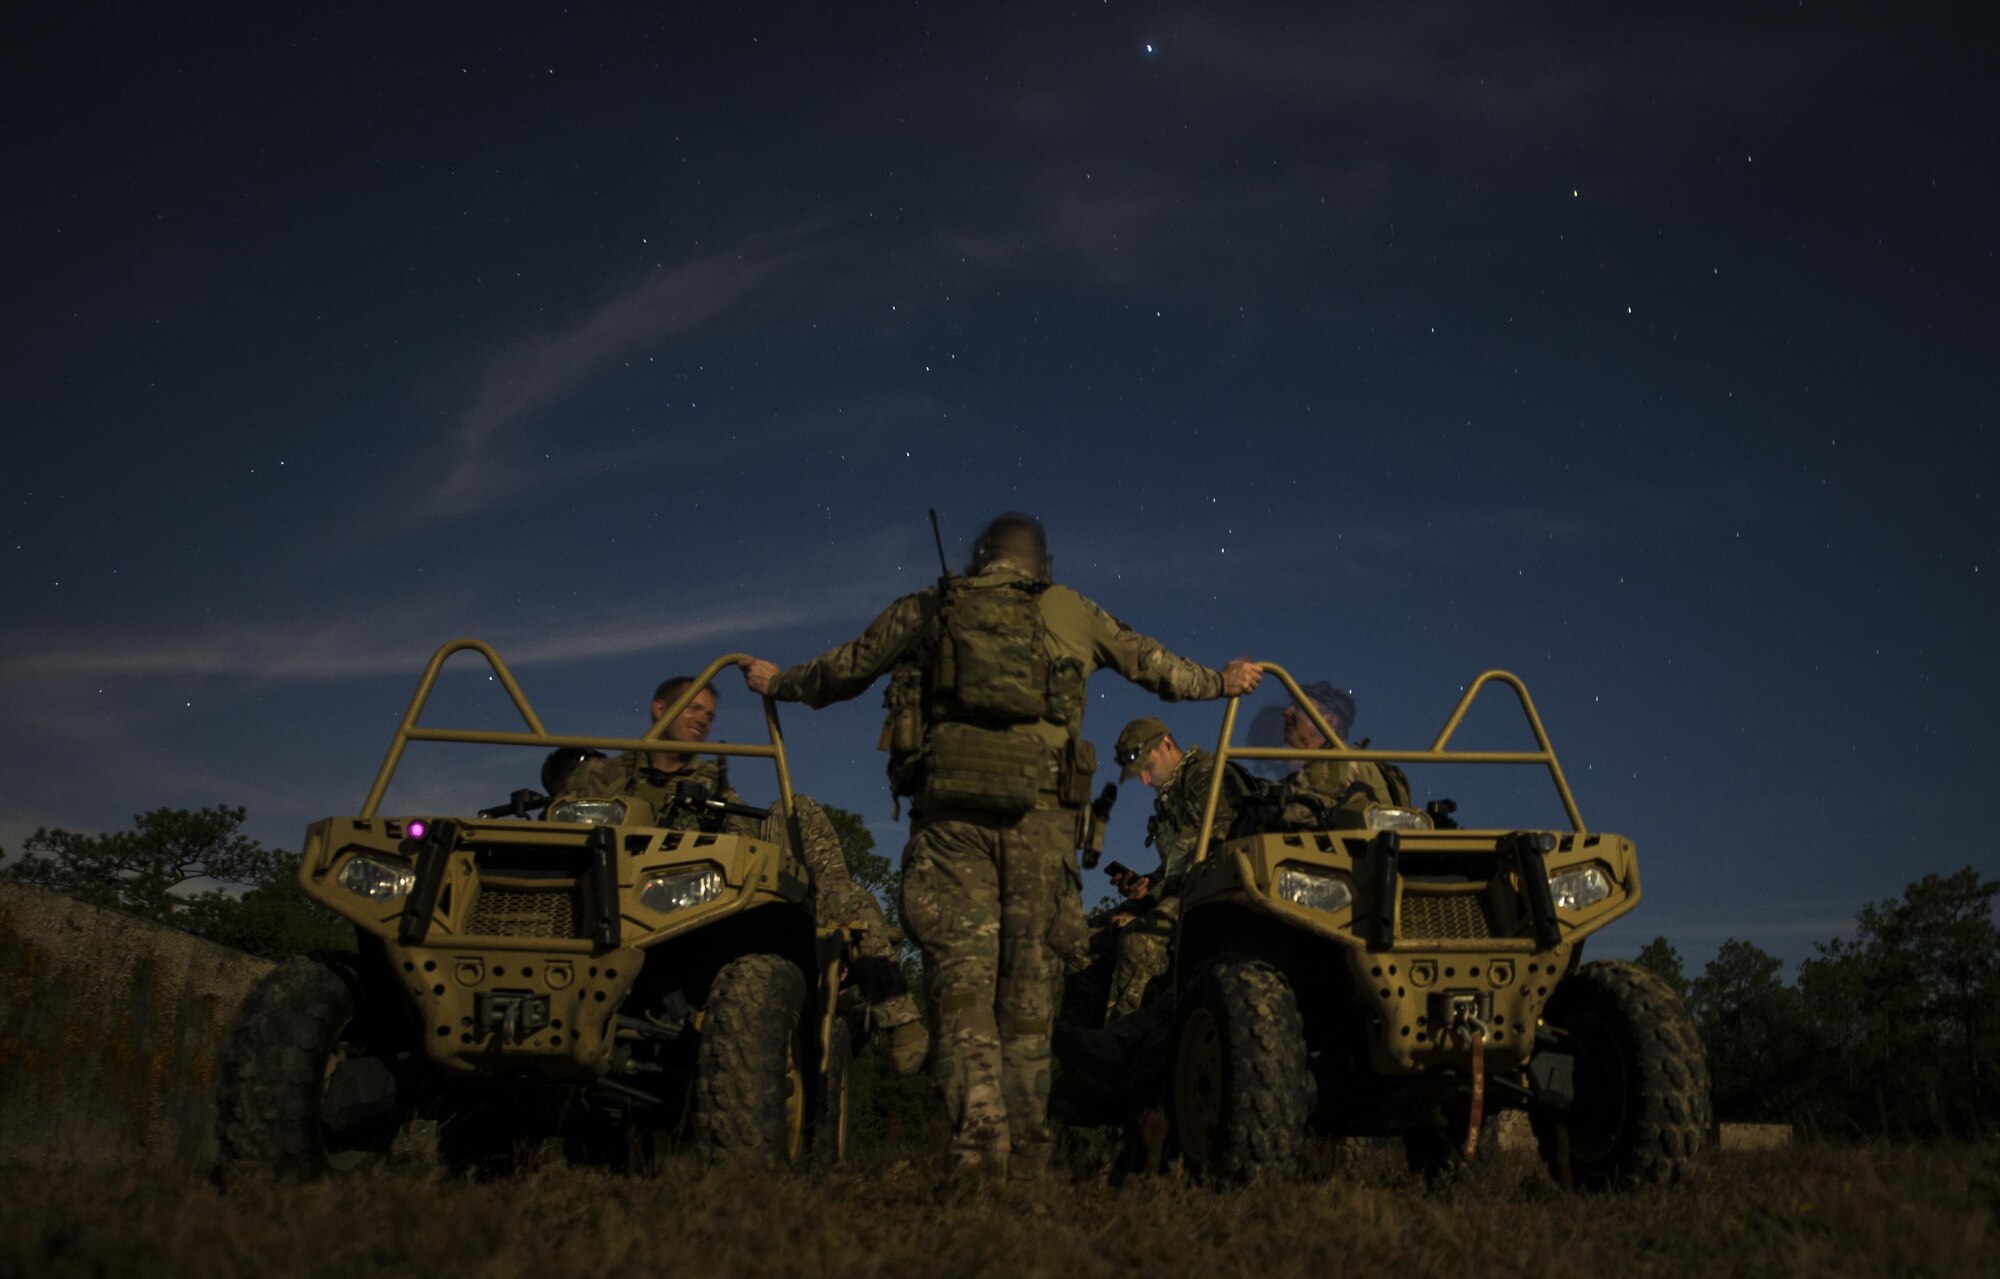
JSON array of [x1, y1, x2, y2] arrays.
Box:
[[881, 577, 1059, 817], [927, 579, 1052, 724]]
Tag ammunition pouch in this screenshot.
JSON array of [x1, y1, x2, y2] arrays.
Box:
[[1058, 737, 1097, 808], [882, 667, 926, 797], [919, 723, 1043, 818]]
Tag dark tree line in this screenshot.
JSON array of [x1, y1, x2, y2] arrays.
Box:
[[0, 805, 352, 959], [1, 802, 911, 967], [1633, 868, 2000, 1138]]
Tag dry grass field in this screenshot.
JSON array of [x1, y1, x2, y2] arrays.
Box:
[[3, 1141, 1995, 1279]]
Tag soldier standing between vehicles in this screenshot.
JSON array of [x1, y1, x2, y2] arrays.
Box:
[[560, 677, 929, 1074], [739, 512, 1262, 1179]]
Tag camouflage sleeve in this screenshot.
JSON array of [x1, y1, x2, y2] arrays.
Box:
[[1152, 817, 1197, 886], [771, 795, 895, 949], [1158, 754, 1237, 884], [1048, 586, 1224, 701], [766, 592, 929, 708]]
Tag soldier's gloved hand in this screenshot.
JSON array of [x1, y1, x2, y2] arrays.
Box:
[[738, 657, 780, 694], [1219, 658, 1264, 696]]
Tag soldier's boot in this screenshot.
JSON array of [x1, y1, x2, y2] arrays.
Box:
[[1131, 1106, 1170, 1175], [948, 1113, 1011, 1181]]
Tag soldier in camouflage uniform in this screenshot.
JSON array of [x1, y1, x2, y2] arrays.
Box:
[[1283, 681, 1407, 813], [559, 676, 928, 1074], [1103, 716, 1259, 1018], [1099, 858, 1170, 1020], [740, 513, 1262, 1179]]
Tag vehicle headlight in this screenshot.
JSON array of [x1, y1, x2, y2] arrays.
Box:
[[547, 798, 628, 826], [1548, 865, 1613, 911], [337, 854, 416, 901], [1366, 805, 1434, 832], [638, 866, 725, 914], [1275, 866, 1353, 914]]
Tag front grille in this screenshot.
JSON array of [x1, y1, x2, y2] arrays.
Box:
[[1399, 891, 1500, 941], [467, 886, 582, 938]]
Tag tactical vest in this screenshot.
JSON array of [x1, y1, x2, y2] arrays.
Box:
[[880, 576, 1081, 817], [617, 753, 740, 833]]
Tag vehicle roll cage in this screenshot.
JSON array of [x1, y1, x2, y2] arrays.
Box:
[[1193, 662, 1587, 861], [357, 638, 798, 823]]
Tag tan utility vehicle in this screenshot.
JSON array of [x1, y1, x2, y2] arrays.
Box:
[[1170, 664, 1710, 1188], [218, 641, 854, 1175]]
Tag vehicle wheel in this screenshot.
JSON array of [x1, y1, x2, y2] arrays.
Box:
[[811, 1018, 853, 1170], [1531, 960, 1711, 1190], [694, 953, 809, 1168], [1171, 955, 1310, 1184], [217, 955, 402, 1177]]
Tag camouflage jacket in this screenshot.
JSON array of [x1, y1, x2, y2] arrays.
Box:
[[767, 564, 1225, 759], [1147, 747, 1251, 888], [563, 752, 757, 835]]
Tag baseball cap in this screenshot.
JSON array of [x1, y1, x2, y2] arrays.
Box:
[[1115, 716, 1170, 780]]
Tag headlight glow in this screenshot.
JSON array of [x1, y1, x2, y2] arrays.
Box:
[[1365, 805, 1434, 832], [1548, 864, 1613, 911], [1275, 866, 1353, 914], [337, 854, 416, 901], [638, 866, 725, 914], [547, 798, 629, 826]]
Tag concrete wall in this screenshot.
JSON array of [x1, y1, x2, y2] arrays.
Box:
[[0, 881, 272, 1168]]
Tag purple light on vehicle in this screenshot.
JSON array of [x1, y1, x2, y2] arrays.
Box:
[[407, 820, 428, 840]]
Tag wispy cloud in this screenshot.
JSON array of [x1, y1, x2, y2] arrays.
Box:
[[0, 523, 932, 685], [0, 602, 813, 682], [428, 226, 825, 520]]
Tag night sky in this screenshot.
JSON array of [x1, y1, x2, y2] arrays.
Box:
[[5, 2, 1993, 970]]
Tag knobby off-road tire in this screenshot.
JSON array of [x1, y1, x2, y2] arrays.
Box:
[[1532, 959, 1712, 1190], [1172, 955, 1310, 1184], [694, 953, 810, 1168], [217, 955, 396, 1178]]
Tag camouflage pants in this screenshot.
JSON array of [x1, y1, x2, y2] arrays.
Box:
[[1047, 848, 1091, 1006], [780, 797, 919, 1030], [1048, 851, 1091, 972], [1107, 896, 1178, 1019], [899, 804, 1073, 1179]]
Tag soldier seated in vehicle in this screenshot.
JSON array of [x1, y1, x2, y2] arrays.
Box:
[[1098, 715, 1267, 1020], [1054, 890, 1148, 1031], [1281, 681, 1412, 814], [554, 676, 929, 1075], [1055, 708, 1353, 1109], [1098, 858, 1170, 1020]]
